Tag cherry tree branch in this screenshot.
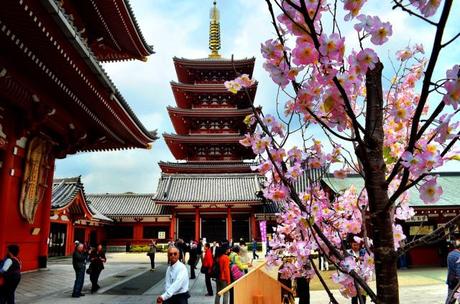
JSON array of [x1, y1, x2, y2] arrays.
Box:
[[309, 257, 340, 304], [392, 0, 438, 26], [387, 0, 453, 187], [397, 213, 460, 256]]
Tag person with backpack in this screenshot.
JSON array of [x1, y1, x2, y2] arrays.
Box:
[[202, 243, 214, 296], [0, 244, 21, 304], [214, 245, 230, 304], [446, 234, 460, 304]]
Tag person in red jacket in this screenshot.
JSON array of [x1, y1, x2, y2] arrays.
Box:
[[202, 243, 214, 296], [214, 245, 231, 304]]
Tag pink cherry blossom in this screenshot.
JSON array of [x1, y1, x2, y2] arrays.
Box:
[[224, 80, 241, 94], [343, 0, 367, 21], [292, 42, 319, 65], [370, 20, 392, 45], [235, 74, 255, 87], [356, 48, 379, 71], [396, 48, 413, 61], [443, 65, 460, 109], [419, 176, 443, 204], [393, 224, 406, 250]]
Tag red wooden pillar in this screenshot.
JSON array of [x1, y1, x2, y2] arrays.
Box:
[[0, 130, 16, 259], [250, 214, 257, 240], [66, 222, 75, 255], [133, 222, 143, 243], [170, 208, 176, 240], [194, 207, 200, 241], [39, 160, 55, 266], [227, 206, 232, 241]]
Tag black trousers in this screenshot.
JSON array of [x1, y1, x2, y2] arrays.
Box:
[[149, 254, 156, 269], [0, 278, 20, 304], [164, 292, 190, 304], [253, 251, 259, 259], [90, 270, 102, 292], [204, 273, 213, 295], [190, 265, 196, 279], [296, 277, 310, 304], [351, 295, 367, 304]]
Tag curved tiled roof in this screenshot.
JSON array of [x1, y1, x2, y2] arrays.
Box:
[[153, 173, 264, 204], [52, 177, 84, 209], [87, 193, 169, 216]]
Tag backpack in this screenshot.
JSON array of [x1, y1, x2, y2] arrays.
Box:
[[210, 257, 220, 279], [229, 253, 244, 281]]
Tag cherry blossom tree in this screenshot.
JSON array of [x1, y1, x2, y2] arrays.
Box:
[[226, 0, 459, 303]]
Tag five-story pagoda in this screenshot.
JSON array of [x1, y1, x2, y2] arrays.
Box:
[[154, 1, 263, 243]]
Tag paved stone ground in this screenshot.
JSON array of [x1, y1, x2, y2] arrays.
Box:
[[16, 253, 449, 304]]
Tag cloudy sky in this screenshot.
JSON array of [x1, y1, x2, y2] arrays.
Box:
[[55, 0, 459, 194]]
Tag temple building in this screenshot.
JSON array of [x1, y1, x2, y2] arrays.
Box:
[[322, 172, 460, 267], [0, 0, 155, 270], [49, 177, 112, 257], [153, 1, 265, 242]]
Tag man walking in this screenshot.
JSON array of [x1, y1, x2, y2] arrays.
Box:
[[72, 243, 87, 298], [252, 239, 259, 260], [157, 247, 190, 304], [148, 240, 157, 271]]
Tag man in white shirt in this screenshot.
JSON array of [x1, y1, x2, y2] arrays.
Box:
[[157, 247, 190, 304]]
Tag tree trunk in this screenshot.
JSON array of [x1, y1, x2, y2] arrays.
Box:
[[358, 62, 399, 303]]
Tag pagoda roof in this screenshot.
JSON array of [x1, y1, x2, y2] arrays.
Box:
[[163, 133, 256, 160], [60, 0, 154, 61], [153, 173, 264, 205], [171, 81, 258, 92], [173, 57, 255, 66], [167, 106, 254, 117], [167, 106, 253, 135], [170, 81, 257, 109], [0, 0, 156, 154], [173, 57, 256, 84], [88, 193, 170, 217], [159, 161, 258, 174]]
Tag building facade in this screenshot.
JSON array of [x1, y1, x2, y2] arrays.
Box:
[[0, 0, 155, 270]]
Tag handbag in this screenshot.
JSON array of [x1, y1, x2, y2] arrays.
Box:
[[200, 266, 208, 274], [86, 265, 92, 275]]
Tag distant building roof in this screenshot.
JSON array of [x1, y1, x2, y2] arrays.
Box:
[[321, 172, 460, 207], [87, 193, 170, 216], [52, 177, 111, 222], [153, 173, 264, 205], [52, 177, 85, 209]]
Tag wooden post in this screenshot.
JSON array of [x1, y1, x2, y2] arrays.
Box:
[[227, 206, 232, 241], [169, 208, 176, 240], [194, 207, 200, 241], [250, 214, 257, 240]]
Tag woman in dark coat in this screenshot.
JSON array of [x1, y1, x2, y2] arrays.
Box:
[[88, 244, 106, 293], [0, 244, 21, 304]]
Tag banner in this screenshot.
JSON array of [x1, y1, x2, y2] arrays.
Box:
[[259, 220, 267, 242]]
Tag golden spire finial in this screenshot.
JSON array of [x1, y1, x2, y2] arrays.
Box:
[[209, 1, 221, 59]]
